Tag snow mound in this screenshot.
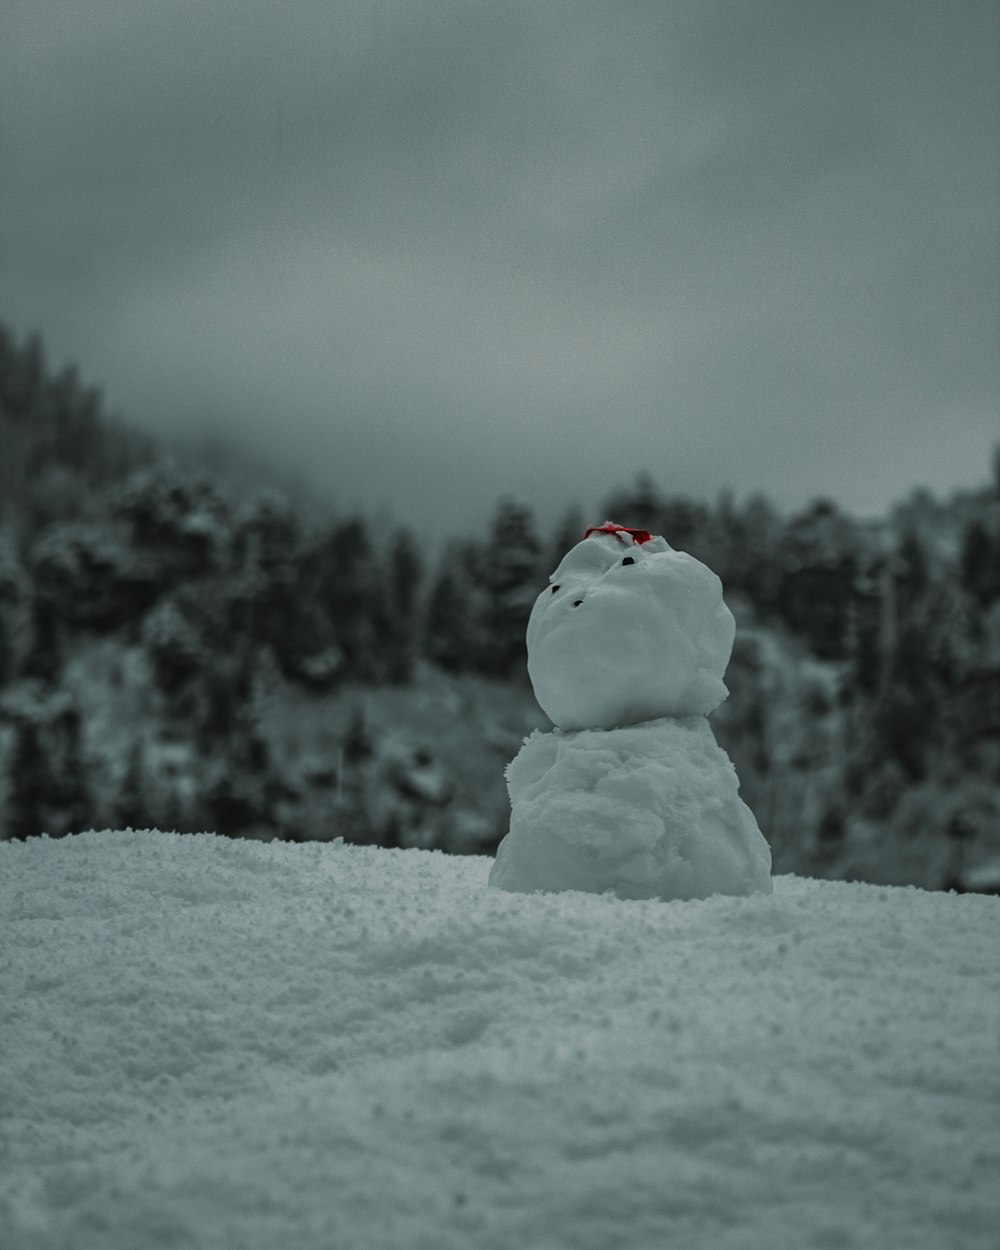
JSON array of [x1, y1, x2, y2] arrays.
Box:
[[526, 530, 735, 730], [491, 717, 772, 900], [2, 830, 998, 1250]]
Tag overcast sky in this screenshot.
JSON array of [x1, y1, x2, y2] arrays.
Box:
[[2, 0, 998, 538]]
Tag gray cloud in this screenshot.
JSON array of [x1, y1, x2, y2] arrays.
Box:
[[2, 0, 997, 537]]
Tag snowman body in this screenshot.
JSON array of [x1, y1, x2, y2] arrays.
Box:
[[489, 526, 772, 901]]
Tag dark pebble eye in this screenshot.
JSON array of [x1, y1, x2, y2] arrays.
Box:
[[573, 600, 583, 607], [622, 556, 635, 565], [551, 584, 560, 593]]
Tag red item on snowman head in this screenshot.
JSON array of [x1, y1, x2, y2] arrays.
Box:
[[582, 523, 653, 545]]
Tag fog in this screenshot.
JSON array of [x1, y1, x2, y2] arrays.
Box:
[[3, 0, 997, 534]]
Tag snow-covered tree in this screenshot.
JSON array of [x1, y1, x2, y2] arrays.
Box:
[[5, 720, 48, 838], [114, 741, 149, 830], [960, 519, 1000, 608], [423, 555, 474, 672], [474, 499, 542, 675], [0, 329, 45, 417], [142, 598, 207, 694], [383, 528, 423, 683]]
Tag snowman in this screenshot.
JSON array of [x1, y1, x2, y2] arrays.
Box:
[[489, 523, 773, 901]]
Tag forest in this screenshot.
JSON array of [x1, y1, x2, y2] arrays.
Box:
[[2, 322, 999, 890]]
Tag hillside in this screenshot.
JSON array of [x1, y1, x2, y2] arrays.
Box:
[[3, 321, 1000, 889]]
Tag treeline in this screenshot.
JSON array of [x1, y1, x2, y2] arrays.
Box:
[[0, 325, 567, 845], [2, 324, 999, 883]]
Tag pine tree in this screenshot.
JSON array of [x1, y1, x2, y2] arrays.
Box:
[[871, 616, 944, 780], [52, 706, 91, 835], [343, 704, 374, 766], [143, 598, 205, 693], [546, 506, 585, 572], [896, 530, 930, 615], [388, 529, 422, 620], [960, 520, 1000, 608], [776, 501, 857, 659], [384, 528, 423, 682], [21, 600, 61, 684], [423, 553, 474, 672], [5, 720, 49, 838], [600, 474, 663, 535], [115, 741, 149, 830], [317, 517, 383, 680], [659, 496, 712, 562], [206, 704, 273, 839], [1, 330, 45, 416], [735, 493, 782, 608], [476, 499, 542, 675]]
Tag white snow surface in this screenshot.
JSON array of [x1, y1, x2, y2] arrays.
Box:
[[2, 830, 999, 1250], [491, 718, 773, 900], [526, 530, 735, 731]]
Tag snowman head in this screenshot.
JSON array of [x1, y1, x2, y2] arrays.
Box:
[[525, 523, 735, 731]]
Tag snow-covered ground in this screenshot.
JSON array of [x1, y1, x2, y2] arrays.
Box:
[[2, 831, 998, 1250]]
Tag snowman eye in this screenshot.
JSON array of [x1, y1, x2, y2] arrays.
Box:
[[551, 584, 560, 593], [622, 556, 635, 565]]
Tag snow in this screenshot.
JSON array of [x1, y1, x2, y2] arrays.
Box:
[[2, 831, 998, 1250], [491, 718, 772, 900], [526, 529, 735, 731], [494, 527, 770, 901]]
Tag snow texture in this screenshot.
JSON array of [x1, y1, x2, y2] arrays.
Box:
[[491, 718, 773, 900], [2, 830, 998, 1250], [526, 529, 735, 731]]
